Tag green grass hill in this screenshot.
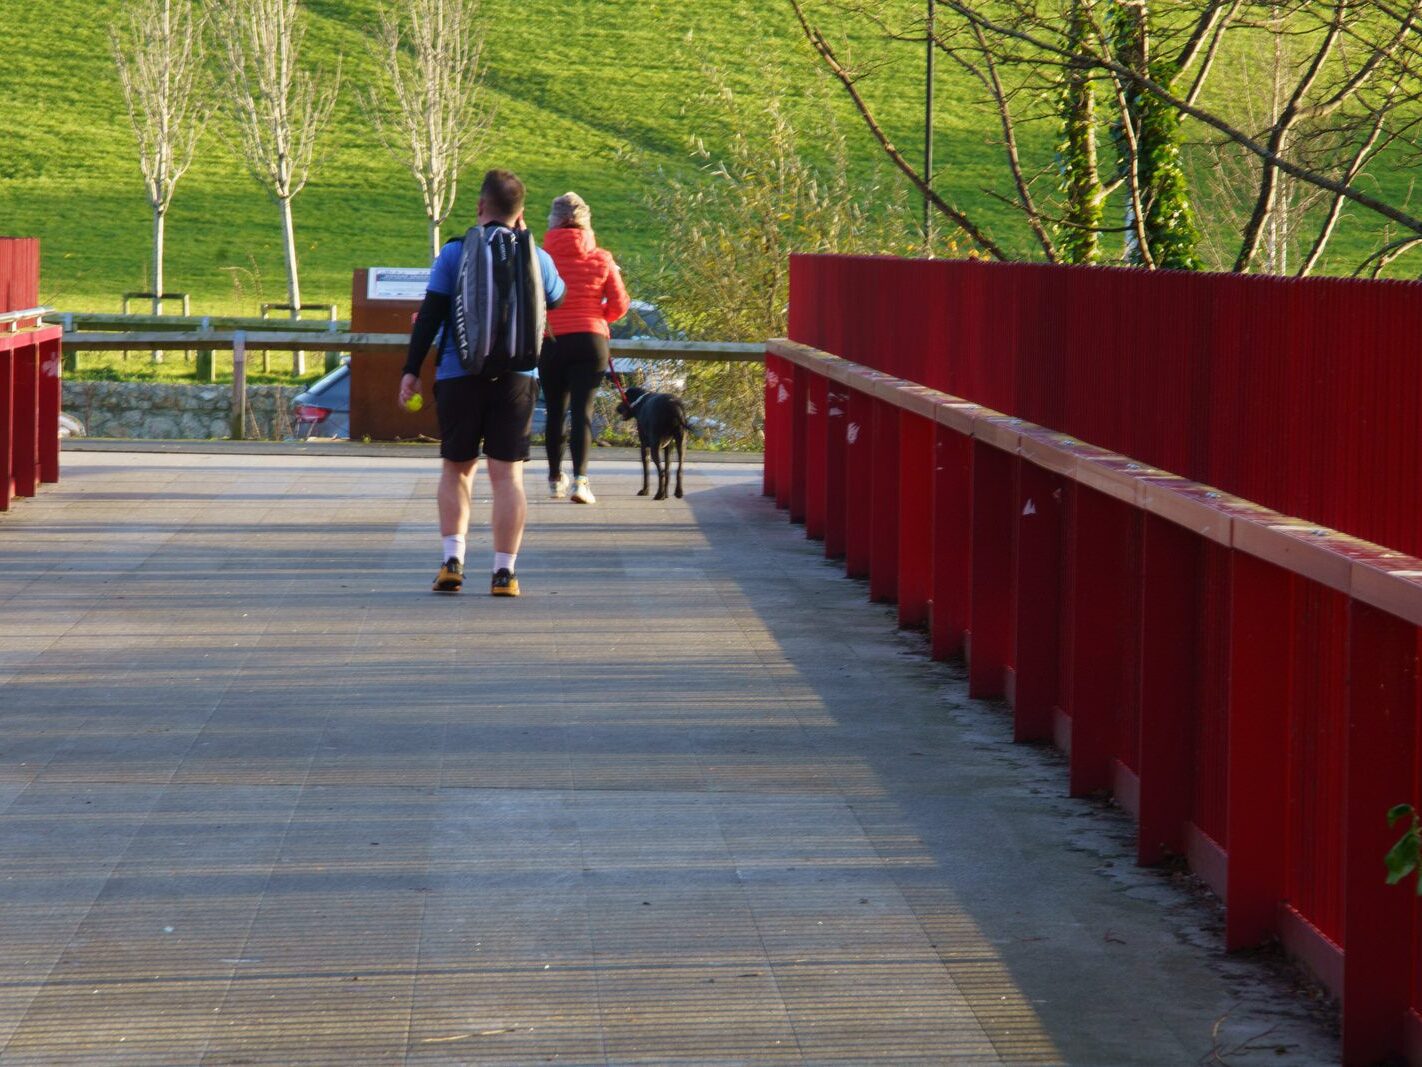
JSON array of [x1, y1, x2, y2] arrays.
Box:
[[0, 0, 947, 317], [0, 0, 1409, 321]]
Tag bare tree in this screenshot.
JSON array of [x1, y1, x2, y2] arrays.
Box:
[[209, 0, 338, 369], [109, 0, 210, 316], [791, 0, 1422, 274], [363, 0, 494, 259]]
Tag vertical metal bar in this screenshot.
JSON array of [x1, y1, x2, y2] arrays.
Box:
[[763, 356, 780, 499], [13, 339, 37, 497], [1061, 485, 1137, 796], [38, 332, 61, 484], [775, 358, 795, 512], [790, 362, 809, 524], [1341, 600, 1418, 1066], [897, 412, 935, 628], [805, 373, 829, 540], [869, 399, 901, 603], [1011, 460, 1065, 740], [231, 332, 247, 441], [931, 423, 972, 660], [0, 344, 13, 511], [968, 440, 1014, 698], [1136, 514, 1200, 865], [1223, 551, 1293, 950], [824, 384, 849, 559], [844, 388, 874, 580]]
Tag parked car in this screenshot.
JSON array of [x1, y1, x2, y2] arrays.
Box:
[[291, 360, 351, 440]]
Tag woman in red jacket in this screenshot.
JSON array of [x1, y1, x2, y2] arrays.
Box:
[[539, 192, 631, 504]]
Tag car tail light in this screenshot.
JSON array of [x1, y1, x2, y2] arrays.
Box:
[[295, 405, 330, 423]]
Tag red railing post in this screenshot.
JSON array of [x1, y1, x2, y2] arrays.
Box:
[[931, 420, 972, 661], [1011, 460, 1065, 741], [844, 388, 874, 580], [775, 358, 795, 512], [968, 440, 1015, 699], [39, 333, 61, 484], [763, 355, 782, 500], [1340, 600, 1418, 1066], [13, 339, 39, 498], [1135, 514, 1201, 865], [804, 372, 828, 540], [789, 361, 809, 523], [1223, 552, 1293, 950], [869, 399, 901, 603], [897, 412, 934, 627], [1061, 484, 1138, 797], [0, 342, 12, 511], [823, 385, 849, 560]]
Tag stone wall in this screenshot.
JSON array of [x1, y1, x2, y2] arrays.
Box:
[[62, 381, 302, 440]]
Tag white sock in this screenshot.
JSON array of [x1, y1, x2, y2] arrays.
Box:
[[442, 535, 466, 563], [494, 552, 517, 574]]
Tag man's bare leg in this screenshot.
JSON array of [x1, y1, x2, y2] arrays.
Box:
[[433, 458, 477, 591], [486, 459, 526, 555], [438, 458, 478, 538]]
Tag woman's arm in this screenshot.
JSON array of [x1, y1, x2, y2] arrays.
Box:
[[602, 256, 631, 324]]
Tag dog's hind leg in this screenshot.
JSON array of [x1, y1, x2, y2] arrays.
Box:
[[673, 433, 684, 498], [652, 441, 668, 500], [638, 444, 650, 495]]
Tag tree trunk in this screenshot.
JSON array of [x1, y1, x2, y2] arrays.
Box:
[[429, 217, 440, 262], [151, 205, 165, 363], [280, 196, 305, 376]]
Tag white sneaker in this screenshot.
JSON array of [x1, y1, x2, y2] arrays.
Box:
[[570, 476, 596, 504], [549, 472, 569, 499]]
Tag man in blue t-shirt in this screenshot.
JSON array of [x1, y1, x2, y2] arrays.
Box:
[[399, 169, 566, 597]]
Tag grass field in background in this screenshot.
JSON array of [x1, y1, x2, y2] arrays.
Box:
[[3, 0, 1415, 359]]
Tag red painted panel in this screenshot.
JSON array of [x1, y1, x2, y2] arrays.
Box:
[[823, 384, 849, 559], [844, 387, 874, 580], [1012, 461, 1065, 741], [931, 425, 972, 660], [1286, 584, 1348, 945], [1341, 602, 1418, 1065], [897, 412, 934, 628], [968, 441, 1014, 699], [869, 399, 900, 604]]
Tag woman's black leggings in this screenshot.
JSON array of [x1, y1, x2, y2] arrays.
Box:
[[539, 332, 610, 479]]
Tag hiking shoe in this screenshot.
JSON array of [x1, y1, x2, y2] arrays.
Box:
[[570, 476, 596, 505], [491, 568, 520, 597], [433, 557, 464, 593], [549, 472, 569, 499]]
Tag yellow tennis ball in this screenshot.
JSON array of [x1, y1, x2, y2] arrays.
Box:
[[405, 393, 424, 413]]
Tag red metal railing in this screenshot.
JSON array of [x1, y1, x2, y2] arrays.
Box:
[[0, 237, 61, 510], [766, 254, 1422, 1067]]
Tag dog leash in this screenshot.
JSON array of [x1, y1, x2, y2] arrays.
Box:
[[606, 357, 631, 406]]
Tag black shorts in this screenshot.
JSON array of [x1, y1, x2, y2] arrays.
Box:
[[434, 373, 538, 463]]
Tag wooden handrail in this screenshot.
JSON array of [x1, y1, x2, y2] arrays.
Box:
[[765, 336, 1422, 629]]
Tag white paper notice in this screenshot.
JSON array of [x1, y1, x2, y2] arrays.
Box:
[[366, 267, 431, 301]]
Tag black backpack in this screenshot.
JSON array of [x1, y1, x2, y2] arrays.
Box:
[[450, 224, 547, 377]]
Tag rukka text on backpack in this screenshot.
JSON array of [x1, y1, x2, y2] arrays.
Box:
[[451, 225, 548, 378]]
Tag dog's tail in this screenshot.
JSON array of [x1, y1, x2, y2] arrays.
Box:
[[670, 397, 689, 437]]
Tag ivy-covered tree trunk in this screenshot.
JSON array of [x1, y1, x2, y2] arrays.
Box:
[[1111, 0, 1201, 270], [1056, 0, 1102, 264]]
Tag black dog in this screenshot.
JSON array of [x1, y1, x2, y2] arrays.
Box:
[[616, 385, 687, 499]]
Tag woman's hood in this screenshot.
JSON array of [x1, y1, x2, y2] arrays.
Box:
[[542, 226, 597, 258]]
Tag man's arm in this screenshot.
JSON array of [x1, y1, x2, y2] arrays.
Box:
[[403, 291, 450, 379], [398, 243, 460, 405], [539, 247, 566, 309]]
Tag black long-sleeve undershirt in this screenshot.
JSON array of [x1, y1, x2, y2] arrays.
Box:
[[402, 291, 451, 378]]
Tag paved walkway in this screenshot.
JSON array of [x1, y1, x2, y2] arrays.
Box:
[[0, 452, 1335, 1065]]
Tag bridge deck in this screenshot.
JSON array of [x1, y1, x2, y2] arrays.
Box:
[[0, 451, 1332, 1064]]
